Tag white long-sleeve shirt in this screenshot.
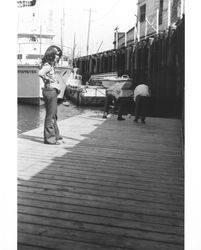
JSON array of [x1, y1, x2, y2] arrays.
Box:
[[134, 84, 150, 102], [38, 63, 60, 91]]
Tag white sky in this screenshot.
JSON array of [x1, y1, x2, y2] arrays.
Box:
[[17, 0, 137, 56]]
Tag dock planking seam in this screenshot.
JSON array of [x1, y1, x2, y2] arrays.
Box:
[[18, 211, 183, 243], [18, 175, 184, 200], [18, 223, 183, 248], [18, 191, 183, 225], [18, 171, 184, 194], [19, 145, 182, 160], [18, 164, 184, 187], [18, 232, 183, 250], [18, 180, 183, 206], [18, 186, 184, 215], [18, 114, 183, 249], [18, 196, 183, 227], [18, 160, 184, 185], [19, 152, 184, 175]]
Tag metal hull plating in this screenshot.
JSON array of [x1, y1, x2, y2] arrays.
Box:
[[18, 65, 72, 105]]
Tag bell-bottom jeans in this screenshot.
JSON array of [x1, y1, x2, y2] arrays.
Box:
[[42, 88, 61, 144]]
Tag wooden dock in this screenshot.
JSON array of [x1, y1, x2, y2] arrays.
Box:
[[18, 111, 184, 250]]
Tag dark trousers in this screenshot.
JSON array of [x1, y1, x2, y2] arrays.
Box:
[[43, 88, 60, 144], [135, 95, 148, 121], [104, 94, 123, 118]]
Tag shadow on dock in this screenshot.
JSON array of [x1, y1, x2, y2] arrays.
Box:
[[18, 113, 184, 250]]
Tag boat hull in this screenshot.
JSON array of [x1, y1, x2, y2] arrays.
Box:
[[65, 86, 106, 106], [18, 65, 72, 105]]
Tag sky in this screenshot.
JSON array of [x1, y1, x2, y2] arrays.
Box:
[[17, 0, 137, 56]]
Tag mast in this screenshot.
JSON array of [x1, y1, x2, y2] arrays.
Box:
[[168, 0, 171, 27], [72, 32, 76, 62], [86, 8, 91, 56], [156, 8, 159, 34], [60, 8, 65, 65], [180, 0, 184, 18], [114, 26, 119, 50], [39, 25, 42, 58]]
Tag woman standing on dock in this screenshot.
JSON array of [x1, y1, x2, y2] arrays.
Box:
[[38, 45, 63, 145]]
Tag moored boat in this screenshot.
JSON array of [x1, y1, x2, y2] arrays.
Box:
[[17, 9, 72, 105], [65, 71, 134, 106], [65, 68, 106, 106], [18, 65, 72, 105]]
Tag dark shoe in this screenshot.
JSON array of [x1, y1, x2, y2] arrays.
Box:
[[134, 119, 138, 123], [44, 141, 62, 145], [102, 113, 107, 119], [141, 119, 145, 124], [117, 117, 125, 121]]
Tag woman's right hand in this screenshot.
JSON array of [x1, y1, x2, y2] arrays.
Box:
[[44, 79, 50, 84]]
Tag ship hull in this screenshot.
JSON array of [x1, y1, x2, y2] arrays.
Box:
[[18, 65, 72, 105], [65, 86, 106, 106]]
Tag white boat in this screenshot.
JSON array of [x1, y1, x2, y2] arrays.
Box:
[[101, 75, 133, 89], [17, 9, 72, 105], [18, 64, 71, 105], [65, 68, 106, 106]]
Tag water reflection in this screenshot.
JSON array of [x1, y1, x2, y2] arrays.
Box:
[[18, 103, 102, 134]]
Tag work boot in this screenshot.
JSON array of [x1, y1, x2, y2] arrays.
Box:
[[117, 116, 125, 121]]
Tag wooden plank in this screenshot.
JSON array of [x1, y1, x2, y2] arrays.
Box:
[[18, 195, 183, 227], [18, 185, 183, 215], [19, 165, 184, 190], [18, 158, 184, 186], [18, 175, 184, 203], [18, 207, 183, 245], [18, 188, 183, 220], [18, 222, 183, 250], [18, 178, 183, 206], [18, 231, 183, 250], [18, 199, 183, 234], [18, 112, 184, 249], [18, 232, 109, 250]]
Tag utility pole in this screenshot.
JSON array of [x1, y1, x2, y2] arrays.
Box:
[[180, 0, 184, 19], [60, 18, 63, 65], [134, 14, 138, 44], [156, 8, 159, 34], [137, 19, 140, 41], [145, 17, 147, 39], [72, 32, 76, 62], [60, 8, 65, 65], [168, 0, 171, 27], [39, 25, 42, 58], [137, 2, 140, 41], [125, 32, 127, 47], [114, 26, 119, 50], [86, 8, 91, 56], [62, 8, 65, 49]]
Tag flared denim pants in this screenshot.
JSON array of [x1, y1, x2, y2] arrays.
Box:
[[42, 88, 61, 144]]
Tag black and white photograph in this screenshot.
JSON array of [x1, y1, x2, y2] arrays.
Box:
[[3, 0, 200, 249]]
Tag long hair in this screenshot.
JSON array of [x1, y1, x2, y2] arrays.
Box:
[[41, 45, 62, 67]]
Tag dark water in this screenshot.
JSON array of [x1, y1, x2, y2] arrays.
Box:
[[18, 102, 103, 134]]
